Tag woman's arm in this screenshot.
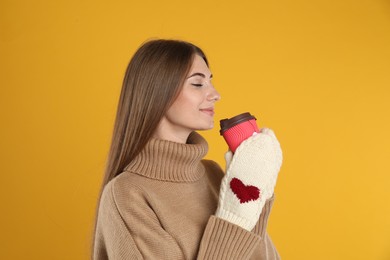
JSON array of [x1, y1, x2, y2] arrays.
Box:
[[93, 179, 275, 260], [94, 181, 183, 260]]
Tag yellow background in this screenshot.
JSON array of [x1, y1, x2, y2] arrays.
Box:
[[1, 0, 389, 259]]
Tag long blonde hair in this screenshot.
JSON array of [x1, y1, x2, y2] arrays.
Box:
[[92, 39, 208, 254]]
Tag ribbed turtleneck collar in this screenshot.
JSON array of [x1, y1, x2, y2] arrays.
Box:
[[123, 131, 208, 182]]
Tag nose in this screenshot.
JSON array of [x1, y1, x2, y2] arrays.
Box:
[[207, 87, 221, 102]]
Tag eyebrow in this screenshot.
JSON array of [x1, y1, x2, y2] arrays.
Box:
[[187, 72, 213, 79]]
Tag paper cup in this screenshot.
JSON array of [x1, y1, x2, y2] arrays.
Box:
[[220, 112, 260, 153]]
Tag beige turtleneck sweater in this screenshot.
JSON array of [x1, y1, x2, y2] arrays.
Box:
[[93, 132, 280, 260]]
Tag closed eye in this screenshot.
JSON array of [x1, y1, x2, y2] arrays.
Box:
[[191, 83, 203, 87]]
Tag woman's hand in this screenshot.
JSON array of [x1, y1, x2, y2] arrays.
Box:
[[215, 128, 283, 231]]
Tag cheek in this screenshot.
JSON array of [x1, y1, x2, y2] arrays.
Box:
[[170, 88, 205, 116], [178, 93, 202, 110], [168, 97, 195, 118]]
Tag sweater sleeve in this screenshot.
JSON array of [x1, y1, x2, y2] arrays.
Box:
[[197, 196, 277, 260], [93, 180, 184, 260], [93, 183, 141, 260], [94, 177, 277, 260], [196, 216, 261, 259]]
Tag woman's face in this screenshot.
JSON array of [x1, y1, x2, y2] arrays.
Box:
[[155, 54, 221, 142]]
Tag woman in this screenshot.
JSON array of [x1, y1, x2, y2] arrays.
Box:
[[93, 39, 283, 259]]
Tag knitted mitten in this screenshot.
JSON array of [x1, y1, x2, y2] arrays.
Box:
[[215, 128, 283, 231]]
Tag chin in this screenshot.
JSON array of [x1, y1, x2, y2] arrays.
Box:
[[190, 119, 215, 131], [198, 123, 215, 131]]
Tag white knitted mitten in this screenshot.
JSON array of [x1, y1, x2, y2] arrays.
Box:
[[215, 128, 283, 231]]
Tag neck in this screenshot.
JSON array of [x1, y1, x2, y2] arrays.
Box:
[[153, 118, 192, 143], [152, 131, 190, 143]]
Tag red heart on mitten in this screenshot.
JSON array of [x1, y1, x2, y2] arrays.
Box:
[[230, 178, 260, 203]]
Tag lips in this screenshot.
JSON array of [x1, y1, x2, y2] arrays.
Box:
[[200, 107, 215, 116]]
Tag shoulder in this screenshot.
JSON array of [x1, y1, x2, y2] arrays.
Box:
[[102, 171, 144, 198], [99, 172, 150, 216]]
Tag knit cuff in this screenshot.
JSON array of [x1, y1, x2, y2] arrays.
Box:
[[215, 207, 256, 231], [197, 216, 261, 259], [253, 194, 275, 238]]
